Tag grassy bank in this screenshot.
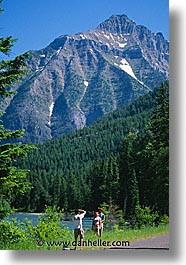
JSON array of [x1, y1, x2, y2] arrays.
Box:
[[73, 225, 169, 250], [0, 224, 169, 250]]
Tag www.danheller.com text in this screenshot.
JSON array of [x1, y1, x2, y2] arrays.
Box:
[[36, 239, 130, 248]]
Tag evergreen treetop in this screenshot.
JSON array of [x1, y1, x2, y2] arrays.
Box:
[[0, 0, 33, 218]]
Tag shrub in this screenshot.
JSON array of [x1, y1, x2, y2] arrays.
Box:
[[26, 206, 70, 242], [160, 214, 169, 225], [0, 220, 25, 248], [33, 218, 69, 242], [0, 196, 12, 219], [0, 205, 70, 249], [133, 205, 159, 228]]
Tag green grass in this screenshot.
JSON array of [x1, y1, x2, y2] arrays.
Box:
[[0, 224, 169, 250], [80, 224, 169, 250]]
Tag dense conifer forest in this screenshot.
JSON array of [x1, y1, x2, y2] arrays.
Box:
[[14, 82, 169, 220]]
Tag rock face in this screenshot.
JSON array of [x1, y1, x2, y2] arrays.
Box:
[[0, 14, 169, 143]]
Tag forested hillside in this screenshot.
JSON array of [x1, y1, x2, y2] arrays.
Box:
[[14, 82, 169, 219]]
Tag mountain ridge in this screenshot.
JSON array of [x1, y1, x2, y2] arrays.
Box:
[[0, 14, 169, 143]]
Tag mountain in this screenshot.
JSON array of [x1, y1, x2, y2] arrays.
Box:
[[0, 14, 169, 143]]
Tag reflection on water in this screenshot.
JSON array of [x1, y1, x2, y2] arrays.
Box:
[[8, 212, 92, 230]]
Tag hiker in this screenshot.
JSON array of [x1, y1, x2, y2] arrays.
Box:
[[98, 207, 105, 237], [73, 209, 86, 250], [92, 211, 101, 236]]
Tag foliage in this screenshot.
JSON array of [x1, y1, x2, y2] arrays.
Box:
[[159, 214, 169, 225], [0, 1, 34, 218], [0, 195, 12, 219], [39, 205, 64, 223], [106, 203, 125, 230], [118, 82, 169, 219], [0, 219, 25, 247], [143, 83, 169, 214], [26, 206, 69, 242], [132, 205, 159, 229], [0, 206, 69, 249], [115, 209, 125, 227], [98, 202, 125, 230], [119, 133, 140, 218]]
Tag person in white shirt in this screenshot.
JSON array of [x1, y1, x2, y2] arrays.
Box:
[[92, 211, 101, 236], [73, 209, 86, 250]]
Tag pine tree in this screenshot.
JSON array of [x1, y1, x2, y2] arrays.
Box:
[[90, 159, 106, 209], [126, 168, 139, 218], [0, 1, 33, 218], [145, 82, 169, 214], [52, 174, 62, 206], [106, 155, 120, 205], [119, 132, 139, 217]]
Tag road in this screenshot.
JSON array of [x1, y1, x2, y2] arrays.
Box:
[[109, 234, 169, 250]]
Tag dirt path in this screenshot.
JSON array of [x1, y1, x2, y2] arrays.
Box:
[[109, 234, 169, 250]]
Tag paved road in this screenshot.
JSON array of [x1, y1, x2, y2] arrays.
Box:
[[109, 234, 169, 250]]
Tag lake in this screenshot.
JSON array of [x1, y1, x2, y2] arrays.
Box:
[[8, 212, 93, 231]]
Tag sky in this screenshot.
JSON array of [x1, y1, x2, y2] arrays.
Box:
[[0, 0, 169, 58]]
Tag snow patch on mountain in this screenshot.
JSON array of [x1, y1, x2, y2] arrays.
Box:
[[119, 58, 137, 79], [84, 81, 89, 87], [48, 102, 54, 126], [118, 42, 127, 48]]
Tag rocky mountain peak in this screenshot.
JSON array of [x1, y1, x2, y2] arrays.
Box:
[[96, 14, 136, 34], [1, 14, 169, 143]]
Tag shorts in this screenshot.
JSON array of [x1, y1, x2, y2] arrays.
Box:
[[74, 228, 84, 239], [93, 225, 100, 232]]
